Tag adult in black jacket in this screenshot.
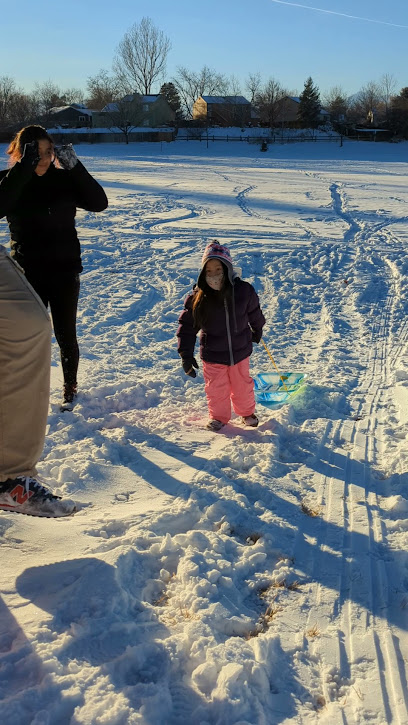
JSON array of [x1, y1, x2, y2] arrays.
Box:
[[0, 125, 108, 409]]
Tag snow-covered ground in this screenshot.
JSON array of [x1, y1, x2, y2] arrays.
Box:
[[1, 139, 408, 724]]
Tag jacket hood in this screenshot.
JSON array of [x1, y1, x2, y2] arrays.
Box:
[[198, 241, 241, 286]]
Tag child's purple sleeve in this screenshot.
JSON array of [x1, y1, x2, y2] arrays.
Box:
[[248, 285, 265, 333], [177, 294, 199, 358]]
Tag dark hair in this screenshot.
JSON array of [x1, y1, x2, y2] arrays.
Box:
[[7, 125, 54, 165], [192, 260, 231, 328]]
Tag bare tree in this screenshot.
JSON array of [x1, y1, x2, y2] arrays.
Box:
[[33, 80, 63, 114], [0, 76, 18, 127], [226, 75, 242, 98], [255, 78, 287, 128], [380, 73, 397, 118], [61, 87, 85, 106], [224, 75, 249, 127], [173, 65, 228, 118], [0, 77, 41, 129], [113, 17, 171, 95], [104, 95, 144, 143], [9, 92, 40, 127], [245, 72, 262, 104], [354, 80, 382, 124], [87, 69, 121, 110]]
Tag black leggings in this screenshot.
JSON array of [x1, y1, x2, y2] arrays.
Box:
[[25, 271, 80, 388]]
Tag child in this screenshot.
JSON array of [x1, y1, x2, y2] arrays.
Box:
[[177, 241, 265, 431]]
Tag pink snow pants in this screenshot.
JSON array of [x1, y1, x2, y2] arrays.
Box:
[[202, 356, 255, 424]]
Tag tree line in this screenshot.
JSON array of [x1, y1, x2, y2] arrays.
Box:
[[1, 16, 408, 137]]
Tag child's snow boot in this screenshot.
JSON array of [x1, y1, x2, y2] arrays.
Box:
[[206, 419, 225, 432], [242, 414, 259, 427]]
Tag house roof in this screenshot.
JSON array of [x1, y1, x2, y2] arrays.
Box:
[[224, 95, 250, 105], [285, 96, 330, 115], [201, 95, 250, 105], [49, 105, 92, 115], [101, 94, 161, 112], [101, 102, 119, 112], [121, 94, 160, 103], [142, 94, 161, 103], [201, 96, 226, 104]]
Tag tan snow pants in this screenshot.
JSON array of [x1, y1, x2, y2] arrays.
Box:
[[0, 246, 51, 482]]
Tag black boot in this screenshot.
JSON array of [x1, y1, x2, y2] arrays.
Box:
[[60, 383, 78, 412]]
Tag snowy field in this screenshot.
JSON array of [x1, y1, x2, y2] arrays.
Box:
[[1, 139, 408, 724]]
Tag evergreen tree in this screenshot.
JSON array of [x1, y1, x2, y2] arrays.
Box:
[[388, 87, 408, 138], [159, 82, 182, 119], [298, 76, 321, 128]]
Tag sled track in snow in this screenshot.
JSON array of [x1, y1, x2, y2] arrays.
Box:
[[280, 247, 408, 721]]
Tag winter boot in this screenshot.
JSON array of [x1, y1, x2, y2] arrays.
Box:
[[0, 476, 76, 517], [206, 419, 225, 432], [60, 383, 78, 412], [242, 414, 259, 427]]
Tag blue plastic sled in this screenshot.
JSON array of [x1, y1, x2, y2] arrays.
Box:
[[254, 372, 307, 409]]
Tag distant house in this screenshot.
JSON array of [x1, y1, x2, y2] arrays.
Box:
[[274, 97, 330, 127], [95, 94, 175, 128], [47, 104, 92, 128], [193, 96, 251, 127], [250, 107, 261, 127], [273, 97, 300, 126]]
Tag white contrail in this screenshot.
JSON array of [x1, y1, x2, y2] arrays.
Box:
[[269, 0, 408, 29]]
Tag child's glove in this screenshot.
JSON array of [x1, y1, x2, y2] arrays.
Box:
[[55, 144, 79, 170], [21, 140, 40, 168], [252, 330, 262, 344], [182, 357, 199, 378]]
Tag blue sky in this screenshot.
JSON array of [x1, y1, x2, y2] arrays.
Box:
[[1, 0, 407, 98]]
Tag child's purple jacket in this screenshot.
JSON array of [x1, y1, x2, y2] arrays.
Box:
[[177, 279, 265, 366]]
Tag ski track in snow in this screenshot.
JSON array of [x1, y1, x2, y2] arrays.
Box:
[[1, 141, 408, 724]]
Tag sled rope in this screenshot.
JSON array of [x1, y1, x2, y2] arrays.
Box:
[[261, 339, 289, 392]]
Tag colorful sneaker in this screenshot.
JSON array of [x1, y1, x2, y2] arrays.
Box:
[[60, 383, 78, 412], [242, 414, 259, 427], [0, 476, 76, 517], [206, 419, 225, 432]]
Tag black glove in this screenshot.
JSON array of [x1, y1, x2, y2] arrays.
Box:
[[182, 357, 199, 378], [21, 140, 40, 168], [55, 143, 78, 170], [252, 330, 262, 344]]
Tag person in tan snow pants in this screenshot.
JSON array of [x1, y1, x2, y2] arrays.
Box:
[[0, 246, 75, 517]]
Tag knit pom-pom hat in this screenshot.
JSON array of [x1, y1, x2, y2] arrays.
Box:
[[200, 241, 235, 283]]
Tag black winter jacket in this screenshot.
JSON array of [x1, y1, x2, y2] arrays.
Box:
[[177, 279, 265, 366], [0, 160, 108, 275]]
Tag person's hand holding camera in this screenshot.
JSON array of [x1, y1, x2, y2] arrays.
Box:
[[21, 140, 40, 168]]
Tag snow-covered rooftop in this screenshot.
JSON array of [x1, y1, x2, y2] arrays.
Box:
[[101, 95, 161, 113], [48, 105, 92, 115]]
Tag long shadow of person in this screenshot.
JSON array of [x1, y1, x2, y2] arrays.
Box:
[[16, 556, 206, 723], [0, 592, 80, 724]]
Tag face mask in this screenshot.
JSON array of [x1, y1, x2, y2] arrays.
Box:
[[206, 272, 224, 290]]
